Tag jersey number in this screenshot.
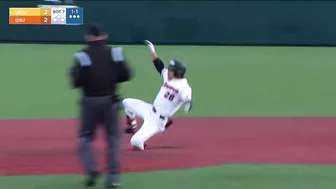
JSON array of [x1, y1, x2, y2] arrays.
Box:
[[164, 92, 175, 101]]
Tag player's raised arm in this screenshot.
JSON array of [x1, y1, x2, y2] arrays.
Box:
[[144, 40, 166, 75]]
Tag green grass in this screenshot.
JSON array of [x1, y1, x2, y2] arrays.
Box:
[[1, 44, 336, 118], [2, 164, 336, 189]]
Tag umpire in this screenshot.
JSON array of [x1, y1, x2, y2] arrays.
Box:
[[69, 24, 132, 188]]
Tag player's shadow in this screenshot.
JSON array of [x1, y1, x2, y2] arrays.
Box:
[[145, 146, 184, 150]]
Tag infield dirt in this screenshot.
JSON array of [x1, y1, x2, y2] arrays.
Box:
[[0, 117, 335, 176]]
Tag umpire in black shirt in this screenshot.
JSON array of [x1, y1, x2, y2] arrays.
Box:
[[69, 24, 132, 188]]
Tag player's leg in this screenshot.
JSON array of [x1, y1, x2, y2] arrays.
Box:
[[121, 98, 152, 132], [130, 120, 160, 150], [130, 114, 167, 150]]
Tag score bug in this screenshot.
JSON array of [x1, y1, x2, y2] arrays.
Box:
[[52, 9, 65, 14]]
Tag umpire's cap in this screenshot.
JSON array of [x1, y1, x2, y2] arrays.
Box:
[[85, 24, 108, 42], [168, 60, 186, 78]]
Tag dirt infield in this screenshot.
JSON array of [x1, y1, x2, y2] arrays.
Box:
[[0, 117, 336, 176]]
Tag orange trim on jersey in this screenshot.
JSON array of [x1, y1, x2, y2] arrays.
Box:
[[164, 82, 179, 93]]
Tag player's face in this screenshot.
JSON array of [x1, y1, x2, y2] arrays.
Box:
[[167, 69, 175, 80]]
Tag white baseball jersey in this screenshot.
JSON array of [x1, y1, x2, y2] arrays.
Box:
[[152, 68, 192, 117]]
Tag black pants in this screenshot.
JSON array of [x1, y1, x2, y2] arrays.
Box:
[[77, 96, 121, 183]]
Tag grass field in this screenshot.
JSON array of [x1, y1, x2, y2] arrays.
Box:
[[1, 44, 336, 118], [0, 43, 336, 189]]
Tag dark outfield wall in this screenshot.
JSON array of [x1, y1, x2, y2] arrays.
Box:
[[1, 1, 336, 45]]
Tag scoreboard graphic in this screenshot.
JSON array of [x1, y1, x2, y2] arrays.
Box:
[[9, 7, 83, 25]]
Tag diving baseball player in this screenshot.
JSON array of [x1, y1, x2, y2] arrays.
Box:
[[121, 40, 193, 150]]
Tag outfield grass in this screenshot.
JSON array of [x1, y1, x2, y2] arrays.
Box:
[[0, 44, 336, 118], [0, 43, 336, 189], [1, 164, 336, 189]]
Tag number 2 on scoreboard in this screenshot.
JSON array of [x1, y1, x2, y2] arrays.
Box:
[[44, 17, 48, 23], [44, 9, 48, 15]]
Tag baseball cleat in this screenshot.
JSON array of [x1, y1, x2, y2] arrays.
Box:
[[132, 146, 144, 151], [132, 143, 147, 151], [124, 126, 136, 134], [124, 117, 137, 134]]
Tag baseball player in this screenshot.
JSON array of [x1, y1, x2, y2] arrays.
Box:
[[121, 40, 193, 150]]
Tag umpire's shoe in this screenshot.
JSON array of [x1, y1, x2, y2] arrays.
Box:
[[105, 174, 121, 188], [105, 183, 121, 188], [85, 171, 100, 187]]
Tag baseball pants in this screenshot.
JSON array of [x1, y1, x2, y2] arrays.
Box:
[[77, 96, 121, 184], [122, 98, 168, 150]]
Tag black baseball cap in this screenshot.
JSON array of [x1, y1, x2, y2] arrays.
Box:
[[85, 24, 108, 41]]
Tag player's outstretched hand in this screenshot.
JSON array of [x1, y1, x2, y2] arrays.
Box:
[[144, 40, 154, 46], [144, 40, 156, 54], [144, 40, 153, 46]]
